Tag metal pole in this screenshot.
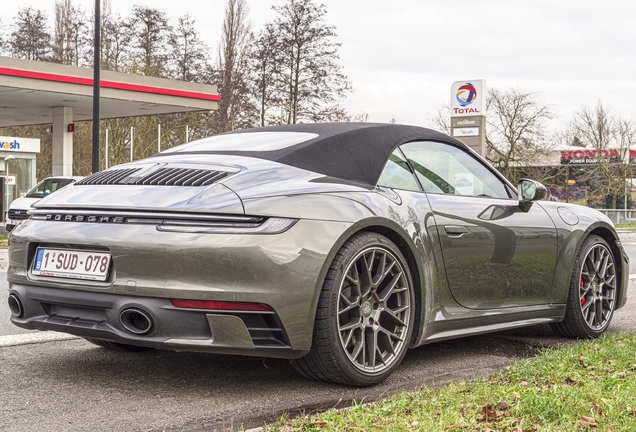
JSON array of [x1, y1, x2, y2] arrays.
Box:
[[158, 123, 161, 152], [105, 128, 109, 169], [130, 126, 134, 162], [91, 0, 101, 174], [185, 125, 189, 143], [5, 164, 9, 221], [565, 165, 569, 203], [625, 184, 628, 226]]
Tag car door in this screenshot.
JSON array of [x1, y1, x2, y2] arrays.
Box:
[[399, 141, 558, 309]]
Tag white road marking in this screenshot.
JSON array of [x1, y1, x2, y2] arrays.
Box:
[[0, 332, 80, 347]]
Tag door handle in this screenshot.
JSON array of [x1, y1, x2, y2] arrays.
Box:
[[444, 225, 470, 236]]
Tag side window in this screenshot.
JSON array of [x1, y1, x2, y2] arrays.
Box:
[[400, 141, 509, 199], [377, 149, 421, 192]]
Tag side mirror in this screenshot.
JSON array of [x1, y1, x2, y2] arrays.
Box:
[[518, 179, 547, 212]]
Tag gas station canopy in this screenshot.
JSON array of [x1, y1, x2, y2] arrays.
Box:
[[0, 56, 219, 127], [0, 56, 219, 179]]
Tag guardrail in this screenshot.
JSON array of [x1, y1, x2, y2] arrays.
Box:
[[597, 209, 634, 226]]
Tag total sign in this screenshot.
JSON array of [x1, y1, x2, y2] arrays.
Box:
[[451, 80, 486, 117]]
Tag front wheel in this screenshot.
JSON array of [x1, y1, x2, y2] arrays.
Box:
[[551, 235, 618, 338], [292, 232, 415, 386]]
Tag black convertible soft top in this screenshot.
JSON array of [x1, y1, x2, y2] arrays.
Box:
[[155, 123, 469, 186]]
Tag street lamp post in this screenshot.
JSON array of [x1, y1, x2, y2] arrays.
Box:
[[4, 155, 15, 222]]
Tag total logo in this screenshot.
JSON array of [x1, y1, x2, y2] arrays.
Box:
[[456, 83, 477, 106], [453, 82, 481, 115], [1, 139, 20, 150]]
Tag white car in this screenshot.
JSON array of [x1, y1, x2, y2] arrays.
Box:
[[5, 176, 84, 231]]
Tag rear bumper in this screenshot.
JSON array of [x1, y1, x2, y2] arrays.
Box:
[[8, 218, 353, 353], [9, 283, 309, 359]]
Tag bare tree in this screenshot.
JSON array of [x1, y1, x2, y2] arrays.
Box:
[[168, 14, 209, 82], [0, 18, 7, 55], [429, 102, 451, 135], [215, 0, 253, 132], [102, 18, 130, 72], [250, 27, 279, 127], [53, 0, 89, 66], [569, 102, 624, 208], [268, 0, 351, 124], [128, 6, 171, 77], [485, 88, 555, 182], [10, 6, 52, 61]]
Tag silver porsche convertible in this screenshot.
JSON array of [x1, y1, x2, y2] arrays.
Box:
[[7, 123, 628, 386]]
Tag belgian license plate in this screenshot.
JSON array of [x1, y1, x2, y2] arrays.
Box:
[[32, 248, 111, 281]]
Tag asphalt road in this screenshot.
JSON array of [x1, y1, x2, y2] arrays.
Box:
[[1, 236, 636, 432]]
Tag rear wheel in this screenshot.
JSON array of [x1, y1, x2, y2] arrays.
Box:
[[84, 338, 153, 352], [292, 232, 415, 386], [551, 235, 617, 338]]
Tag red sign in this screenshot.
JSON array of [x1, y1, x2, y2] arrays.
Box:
[[560, 149, 621, 165]]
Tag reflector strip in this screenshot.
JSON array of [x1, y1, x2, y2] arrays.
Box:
[[170, 299, 273, 312]]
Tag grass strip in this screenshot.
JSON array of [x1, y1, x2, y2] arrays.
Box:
[[272, 332, 636, 431]]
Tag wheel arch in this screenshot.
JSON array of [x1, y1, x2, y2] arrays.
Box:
[[358, 224, 423, 347], [309, 217, 425, 349], [586, 224, 627, 310]]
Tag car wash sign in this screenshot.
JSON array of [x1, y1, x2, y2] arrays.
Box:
[[451, 80, 486, 117], [560, 148, 621, 165], [0, 136, 41, 153]]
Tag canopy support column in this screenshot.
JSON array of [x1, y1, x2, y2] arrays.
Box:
[[52, 106, 73, 176]]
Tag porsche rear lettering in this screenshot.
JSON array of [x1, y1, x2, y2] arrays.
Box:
[[44, 214, 126, 223]]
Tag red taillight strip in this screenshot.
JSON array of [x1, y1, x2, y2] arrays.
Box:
[[170, 299, 273, 312], [0, 67, 221, 102]]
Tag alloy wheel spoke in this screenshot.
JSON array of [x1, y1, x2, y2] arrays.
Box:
[[339, 293, 358, 314], [345, 272, 361, 293], [599, 253, 609, 279], [342, 328, 355, 348], [378, 272, 402, 302], [339, 319, 362, 333], [378, 324, 403, 345], [373, 253, 387, 286], [365, 329, 378, 368], [585, 254, 596, 275], [382, 308, 408, 327], [595, 299, 603, 327], [581, 298, 593, 314], [363, 251, 376, 287], [351, 339, 364, 363], [585, 305, 595, 326]]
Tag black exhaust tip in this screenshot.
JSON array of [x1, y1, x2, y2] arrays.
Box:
[[8, 294, 23, 318], [119, 308, 154, 335]]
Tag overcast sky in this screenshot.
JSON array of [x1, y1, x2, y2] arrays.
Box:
[[4, 0, 636, 135]]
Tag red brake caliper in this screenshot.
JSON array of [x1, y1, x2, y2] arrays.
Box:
[[580, 277, 586, 306]]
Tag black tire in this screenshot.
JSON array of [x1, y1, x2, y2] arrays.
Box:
[[292, 232, 415, 386], [84, 338, 153, 352], [550, 235, 618, 338]]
